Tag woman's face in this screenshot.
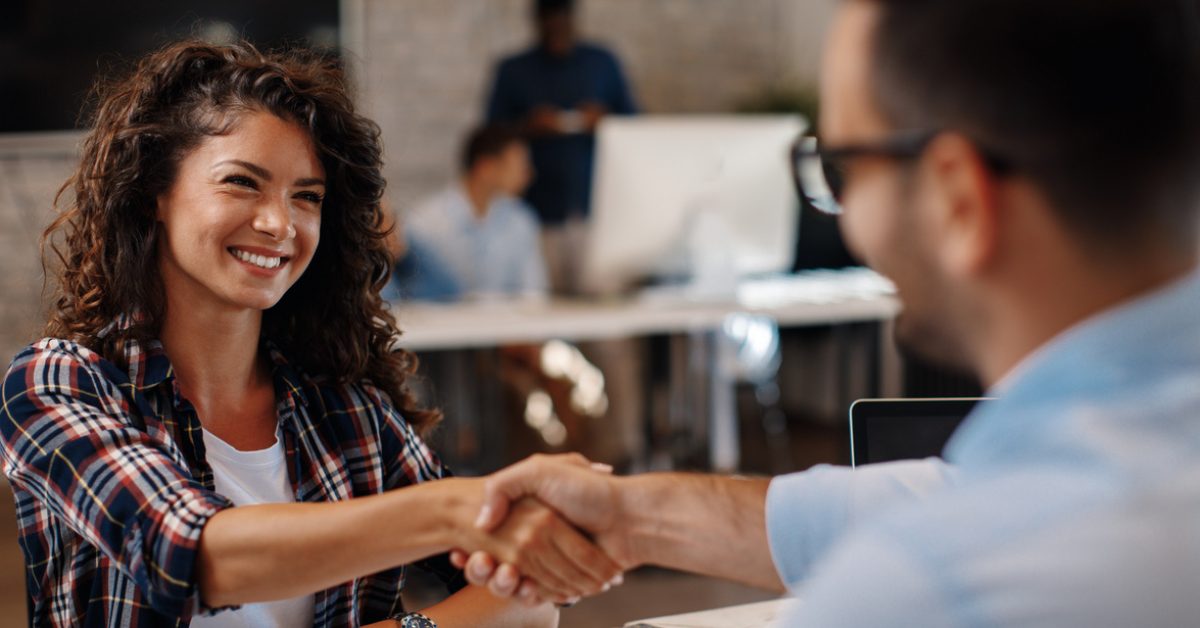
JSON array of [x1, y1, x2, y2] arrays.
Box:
[[156, 110, 325, 313]]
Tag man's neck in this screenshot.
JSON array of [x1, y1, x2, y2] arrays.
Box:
[[462, 177, 496, 220], [976, 253, 1197, 388]]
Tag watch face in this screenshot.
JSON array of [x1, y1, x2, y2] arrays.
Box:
[[401, 614, 435, 628]]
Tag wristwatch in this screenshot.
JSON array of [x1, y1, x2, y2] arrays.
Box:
[[393, 612, 437, 628]]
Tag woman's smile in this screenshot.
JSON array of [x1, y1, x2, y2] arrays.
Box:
[[227, 246, 290, 274]]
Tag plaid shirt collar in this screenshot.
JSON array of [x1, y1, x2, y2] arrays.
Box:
[[121, 331, 310, 413]]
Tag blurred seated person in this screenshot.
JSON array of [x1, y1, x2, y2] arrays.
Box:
[[381, 212, 461, 303], [390, 125, 548, 302], [381, 211, 460, 304], [383, 127, 603, 462]]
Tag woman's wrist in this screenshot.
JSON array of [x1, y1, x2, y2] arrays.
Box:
[[428, 477, 485, 550]]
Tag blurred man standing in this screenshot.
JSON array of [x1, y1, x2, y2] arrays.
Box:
[[485, 0, 636, 294]]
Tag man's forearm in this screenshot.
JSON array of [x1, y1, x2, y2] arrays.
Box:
[[615, 474, 785, 592]]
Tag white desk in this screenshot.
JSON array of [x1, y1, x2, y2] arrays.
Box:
[[625, 598, 798, 628], [391, 269, 901, 471], [393, 269, 899, 351]]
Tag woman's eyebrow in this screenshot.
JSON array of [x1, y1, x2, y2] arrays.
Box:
[[214, 159, 324, 186], [215, 159, 272, 179]]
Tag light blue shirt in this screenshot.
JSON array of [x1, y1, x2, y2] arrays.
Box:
[[767, 270, 1200, 627], [406, 184, 548, 299]]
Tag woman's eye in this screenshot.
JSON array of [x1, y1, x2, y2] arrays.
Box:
[[223, 175, 258, 189], [296, 191, 325, 204]]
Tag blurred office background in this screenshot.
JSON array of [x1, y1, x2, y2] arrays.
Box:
[[0, 0, 837, 361], [0, 1, 977, 626]]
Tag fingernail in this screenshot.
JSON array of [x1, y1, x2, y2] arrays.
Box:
[[474, 505, 492, 528], [601, 583, 611, 593], [497, 570, 514, 588], [591, 463, 614, 473], [610, 574, 624, 587]]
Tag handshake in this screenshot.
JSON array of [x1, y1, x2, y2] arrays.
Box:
[[444, 453, 638, 607], [437, 453, 778, 606]]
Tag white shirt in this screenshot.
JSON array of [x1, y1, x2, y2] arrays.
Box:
[[406, 183, 548, 299], [190, 428, 315, 628], [768, 270, 1200, 627]]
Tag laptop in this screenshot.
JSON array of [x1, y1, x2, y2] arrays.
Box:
[[849, 398, 990, 467]]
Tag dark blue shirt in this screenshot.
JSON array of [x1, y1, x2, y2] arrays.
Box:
[[486, 43, 637, 225]]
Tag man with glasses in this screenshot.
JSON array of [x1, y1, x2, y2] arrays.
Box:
[[459, 0, 1200, 624]]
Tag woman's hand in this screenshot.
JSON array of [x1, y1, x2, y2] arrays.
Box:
[[449, 454, 636, 606]]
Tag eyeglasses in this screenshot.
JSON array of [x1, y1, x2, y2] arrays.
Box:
[[790, 130, 1011, 215]]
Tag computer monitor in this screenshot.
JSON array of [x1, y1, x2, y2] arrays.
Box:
[[582, 115, 807, 295], [849, 398, 991, 467]]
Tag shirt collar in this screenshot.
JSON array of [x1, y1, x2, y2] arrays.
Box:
[[264, 340, 312, 409], [450, 182, 497, 226]]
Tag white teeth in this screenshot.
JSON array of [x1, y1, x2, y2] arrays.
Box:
[[231, 249, 283, 269]]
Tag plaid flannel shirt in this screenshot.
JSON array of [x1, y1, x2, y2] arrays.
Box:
[[1, 336, 465, 627]]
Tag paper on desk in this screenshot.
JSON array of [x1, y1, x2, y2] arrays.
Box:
[[623, 598, 798, 628]]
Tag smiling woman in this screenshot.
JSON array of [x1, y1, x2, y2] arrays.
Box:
[[0, 40, 619, 628], [41, 42, 416, 435]]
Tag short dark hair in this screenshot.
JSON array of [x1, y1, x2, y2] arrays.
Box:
[[461, 124, 524, 173], [534, 0, 575, 18], [867, 0, 1200, 253]]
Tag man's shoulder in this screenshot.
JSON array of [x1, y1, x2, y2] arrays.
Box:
[[496, 47, 541, 71], [576, 42, 620, 62], [493, 196, 541, 229], [408, 186, 467, 231]]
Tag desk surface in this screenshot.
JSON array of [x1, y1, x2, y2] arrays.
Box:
[[392, 269, 899, 351], [624, 598, 798, 628]]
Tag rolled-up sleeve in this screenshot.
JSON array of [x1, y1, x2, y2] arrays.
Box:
[[0, 343, 233, 619], [765, 458, 958, 587]]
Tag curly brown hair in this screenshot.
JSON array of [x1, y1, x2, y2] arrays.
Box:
[[42, 39, 440, 435]]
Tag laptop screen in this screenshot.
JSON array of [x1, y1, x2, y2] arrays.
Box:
[[849, 398, 988, 466]]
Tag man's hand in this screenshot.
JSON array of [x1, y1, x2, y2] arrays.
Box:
[[526, 105, 563, 135], [463, 496, 622, 604], [452, 454, 637, 604], [578, 101, 608, 132]]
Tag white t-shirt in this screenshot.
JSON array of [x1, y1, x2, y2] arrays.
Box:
[[190, 428, 315, 628]]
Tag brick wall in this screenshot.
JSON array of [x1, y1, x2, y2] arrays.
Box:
[[0, 0, 834, 362]]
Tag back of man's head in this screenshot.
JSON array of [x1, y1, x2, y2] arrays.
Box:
[[535, 0, 574, 19], [461, 124, 524, 174], [867, 0, 1200, 255]]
